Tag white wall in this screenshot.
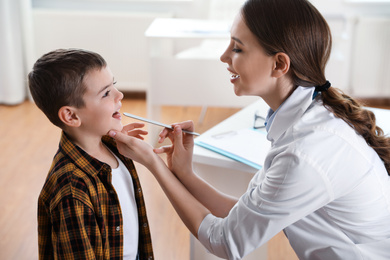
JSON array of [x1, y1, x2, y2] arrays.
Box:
[[311, 0, 390, 96], [31, 0, 390, 96], [33, 9, 174, 91], [32, 0, 209, 19], [31, 0, 212, 92]]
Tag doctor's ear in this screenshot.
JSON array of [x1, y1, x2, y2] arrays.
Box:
[[271, 52, 290, 78], [58, 106, 81, 127]]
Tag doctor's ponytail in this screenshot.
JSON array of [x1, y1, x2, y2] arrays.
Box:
[[320, 87, 390, 175], [241, 0, 390, 175]]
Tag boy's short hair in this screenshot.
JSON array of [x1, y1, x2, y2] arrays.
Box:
[[28, 49, 107, 128]]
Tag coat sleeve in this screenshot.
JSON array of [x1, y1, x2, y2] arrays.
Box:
[[198, 148, 333, 260]]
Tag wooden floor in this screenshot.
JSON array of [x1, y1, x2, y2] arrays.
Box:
[[0, 98, 300, 259]]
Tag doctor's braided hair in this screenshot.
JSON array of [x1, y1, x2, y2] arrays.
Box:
[[241, 0, 390, 175]]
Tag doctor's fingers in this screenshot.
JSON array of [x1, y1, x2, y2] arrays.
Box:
[[158, 120, 195, 144], [171, 120, 195, 132], [122, 122, 146, 132], [156, 126, 185, 153], [158, 128, 170, 143], [154, 145, 173, 155], [124, 128, 148, 138]]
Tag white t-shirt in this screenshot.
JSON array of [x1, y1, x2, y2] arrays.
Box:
[[111, 154, 139, 260]]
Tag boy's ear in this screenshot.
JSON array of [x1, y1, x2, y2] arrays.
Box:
[[271, 52, 290, 78], [58, 106, 81, 127]]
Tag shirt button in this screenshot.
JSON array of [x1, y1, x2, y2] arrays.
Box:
[[143, 223, 148, 228], [138, 188, 141, 193], [116, 226, 120, 231], [109, 190, 115, 194], [148, 257, 153, 260]]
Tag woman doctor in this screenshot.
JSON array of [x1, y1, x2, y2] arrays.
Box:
[[110, 0, 390, 259]]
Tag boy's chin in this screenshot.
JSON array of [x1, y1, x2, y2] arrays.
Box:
[[107, 124, 123, 135]]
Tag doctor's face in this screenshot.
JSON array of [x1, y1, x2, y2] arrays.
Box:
[[220, 14, 275, 98]]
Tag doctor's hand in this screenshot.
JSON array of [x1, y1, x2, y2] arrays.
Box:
[[118, 122, 148, 140], [154, 121, 195, 177], [108, 125, 162, 169]]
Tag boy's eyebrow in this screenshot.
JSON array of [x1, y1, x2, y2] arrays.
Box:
[[97, 77, 115, 95], [232, 36, 244, 45]]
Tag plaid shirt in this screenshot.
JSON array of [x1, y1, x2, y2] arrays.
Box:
[[38, 132, 154, 260]]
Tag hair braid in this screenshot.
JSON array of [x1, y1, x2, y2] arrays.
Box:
[[322, 88, 390, 175], [242, 0, 390, 175]]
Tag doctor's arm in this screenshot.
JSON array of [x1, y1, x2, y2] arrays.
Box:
[[110, 127, 208, 237], [109, 122, 236, 225], [155, 122, 238, 218]]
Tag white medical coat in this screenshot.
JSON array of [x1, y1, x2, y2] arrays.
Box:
[[198, 86, 390, 260]]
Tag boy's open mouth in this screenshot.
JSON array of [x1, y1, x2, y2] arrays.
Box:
[[112, 111, 121, 119]]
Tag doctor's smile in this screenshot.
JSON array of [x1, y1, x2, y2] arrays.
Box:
[[228, 70, 240, 83]]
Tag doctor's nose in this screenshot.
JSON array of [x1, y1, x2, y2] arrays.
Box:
[[220, 48, 230, 64]]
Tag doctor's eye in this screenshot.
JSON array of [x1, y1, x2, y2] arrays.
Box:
[[232, 48, 242, 53]]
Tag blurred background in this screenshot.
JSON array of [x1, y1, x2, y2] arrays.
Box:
[[0, 0, 390, 259], [1, 0, 390, 106]]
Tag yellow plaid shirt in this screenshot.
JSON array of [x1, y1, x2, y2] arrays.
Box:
[[38, 132, 154, 259]]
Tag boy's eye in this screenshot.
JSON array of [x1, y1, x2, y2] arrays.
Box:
[[103, 90, 111, 98]]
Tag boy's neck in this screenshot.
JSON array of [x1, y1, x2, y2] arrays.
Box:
[[65, 130, 119, 169]]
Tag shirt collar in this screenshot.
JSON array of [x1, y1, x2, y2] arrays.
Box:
[[264, 101, 282, 132], [59, 131, 119, 177], [266, 86, 316, 142]]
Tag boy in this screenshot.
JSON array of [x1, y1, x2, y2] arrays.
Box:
[[29, 49, 154, 259]]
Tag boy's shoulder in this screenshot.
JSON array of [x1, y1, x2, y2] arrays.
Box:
[[39, 132, 106, 209], [39, 132, 135, 207], [39, 148, 94, 210]]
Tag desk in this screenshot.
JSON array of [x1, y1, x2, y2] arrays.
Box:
[[193, 99, 269, 174], [191, 100, 390, 260], [144, 18, 259, 144]]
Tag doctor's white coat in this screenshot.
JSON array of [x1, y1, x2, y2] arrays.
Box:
[[198, 86, 390, 260]]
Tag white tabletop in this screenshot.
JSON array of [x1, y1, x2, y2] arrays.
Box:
[[193, 99, 269, 174], [193, 100, 390, 174]]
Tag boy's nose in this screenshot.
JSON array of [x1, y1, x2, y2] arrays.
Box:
[[117, 89, 124, 101]]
